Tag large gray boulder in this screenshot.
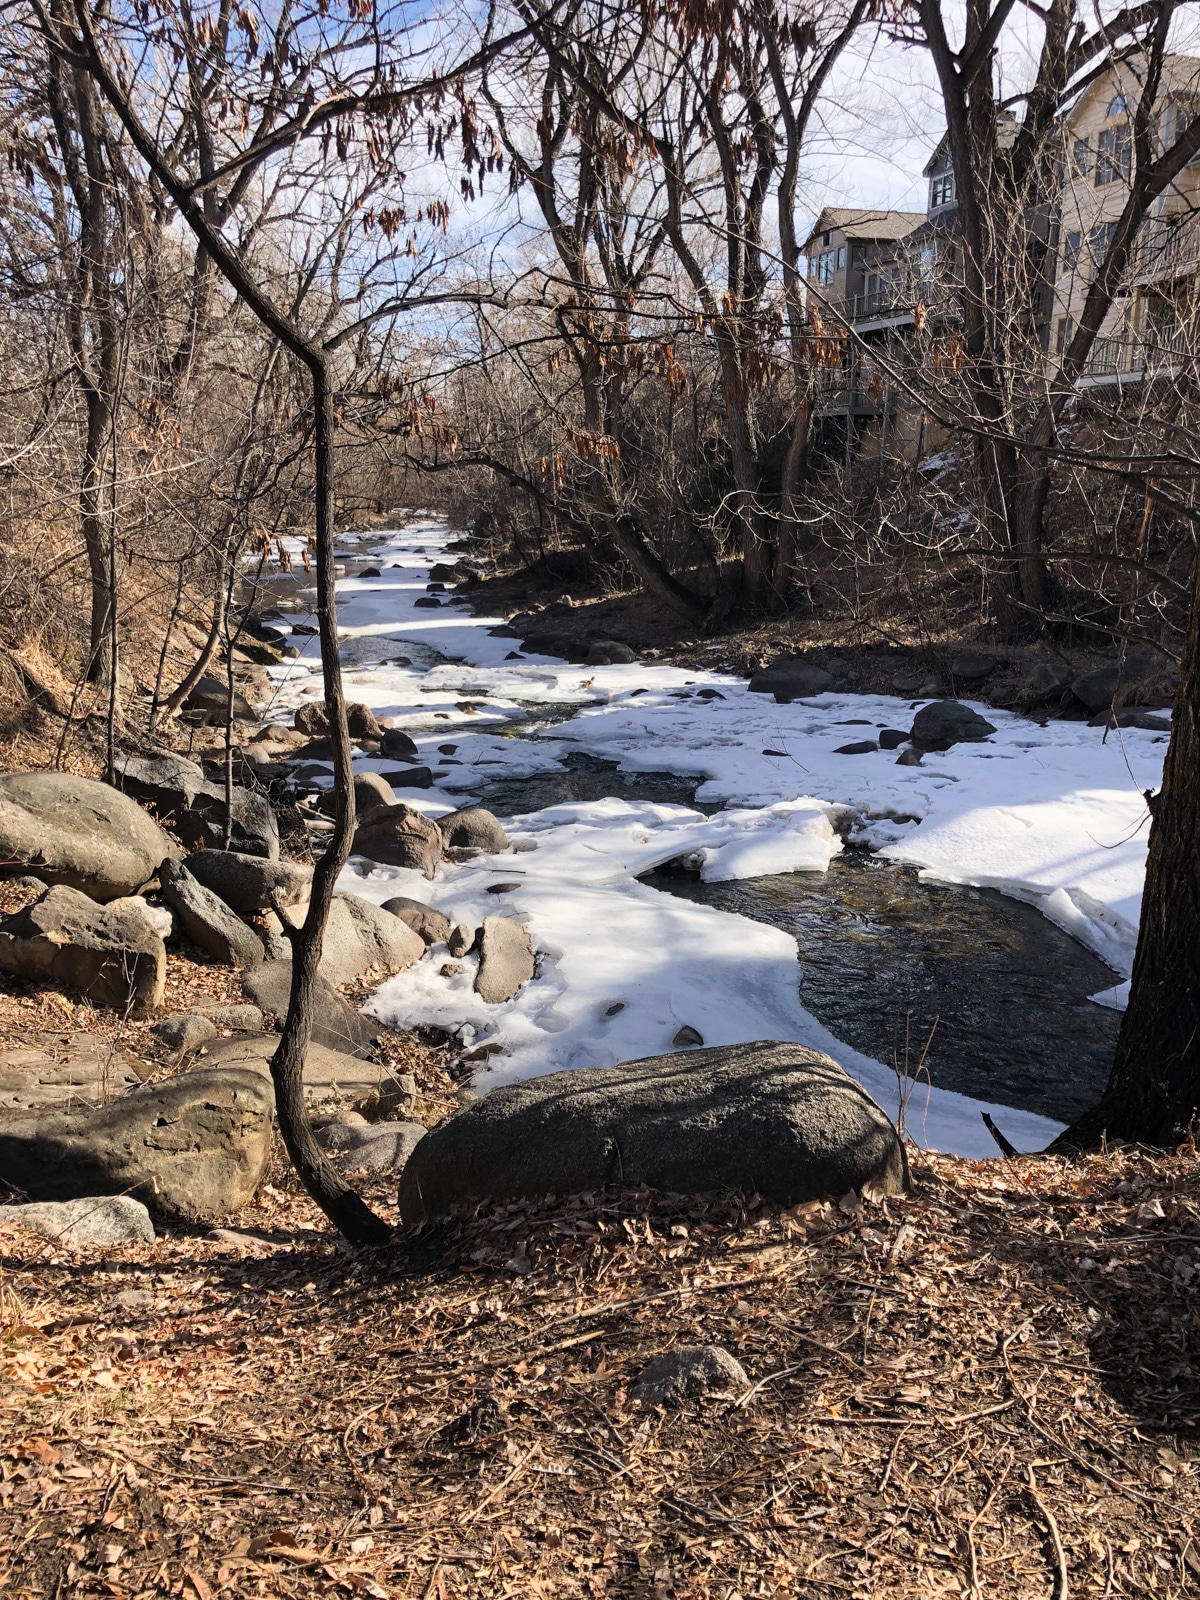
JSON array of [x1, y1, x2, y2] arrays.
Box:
[[474, 916, 535, 1003], [0, 885, 165, 1017], [317, 772, 395, 817], [0, 1195, 155, 1246], [160, 859, 264, 967], [185, 849, 311, 915], [909, 700, 996, 751], [183, 674, 256, 720], [399, 1040, 907, 1224], [1070, 658, 1155, 715], [113, 752, 278, 859], [241, 959, 380, 1057], [319, 895, 425, 985], [0, 771, 178, 902], [438, 806, 509, 857], [747, 656, 832, 703], [948, 651, 999, 681], [194, 1001, 264, 1032], [152, 1011, 219, 1055], [0, 1039, 147, 1113], [1019, 660, 1072, 700], [316, 1119, 427, 1172], [381, 896, 452, 946], [380, 728, 419, 761], [293, 701, 383, 740], [1087, 707, 1172, 732], [0, 1068, 273, 1220], [353, 803, 443, 877]]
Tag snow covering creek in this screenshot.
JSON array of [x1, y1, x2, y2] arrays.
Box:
[[257, 514, 1171, 1160]]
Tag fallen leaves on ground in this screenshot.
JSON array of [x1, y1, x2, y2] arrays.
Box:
[[2, 1144, 1199, 1598]]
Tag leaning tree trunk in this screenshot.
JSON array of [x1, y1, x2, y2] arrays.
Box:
[[1054, 548, 1200, 1150], [271, 361, 392, 1245]]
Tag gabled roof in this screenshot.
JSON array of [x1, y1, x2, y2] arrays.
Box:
[[804, 208, 927, 250], [923, 110, 1018, 175], [1063, 51, 1200, 127]]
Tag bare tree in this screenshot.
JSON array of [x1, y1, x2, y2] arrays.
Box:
[[35, 0, 525, 1243]]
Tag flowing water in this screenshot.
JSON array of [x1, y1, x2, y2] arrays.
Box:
[[476, 759, 1119, 1126], [325, 532, 1123, 1131], [644, 857, 1120, 1125]]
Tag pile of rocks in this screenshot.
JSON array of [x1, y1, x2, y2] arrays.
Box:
[[0, 754, 540, 1240]]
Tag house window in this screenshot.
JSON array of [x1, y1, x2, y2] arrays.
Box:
[[931, 172, 954, 208], [1164, 100, 1200, 161], [1072, 137, 1090, 176], [824, 230, 833, 245], [815, 250, 836, 285], [1108, 93, 1129, 117], [851, 243, 866, 266], [1056, 316, 1075, 354], [1096, 124, 1131, 184], [1063, 231, 1082, 271], [1089, 220, 1118, 266], [836, 246, 845, 269]]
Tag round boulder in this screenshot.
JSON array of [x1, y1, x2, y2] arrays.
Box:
[[293, 701, 383, 741], [0, 771, 178, 902], [380, 728, 419, 761], [319, 894, 425, 985], [354, 804, 443, 877], [438, 806, 508, 856], [948, 651, 999, 681], [185, 850, 312, 916], [909, 700, 996, 751], [747, 655, 831, 703], [399, 1040, 907, 1225], [381, 896, 453, 946]]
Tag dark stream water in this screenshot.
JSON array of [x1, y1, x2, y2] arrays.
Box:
[[477, 757, 1120, 1125], [643, 854, 1119, 1124]]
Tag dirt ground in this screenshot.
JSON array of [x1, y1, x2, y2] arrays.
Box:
[[3, 1143, 1199, 1599], [462, 541, 1179, 718]]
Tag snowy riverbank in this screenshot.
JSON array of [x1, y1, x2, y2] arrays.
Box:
[[260, 515, 1170, 1158]]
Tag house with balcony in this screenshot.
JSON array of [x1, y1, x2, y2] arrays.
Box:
[[1052, 54, 1200, 385], [800, 58, 1200, 465], [799, 208, 924, 454]]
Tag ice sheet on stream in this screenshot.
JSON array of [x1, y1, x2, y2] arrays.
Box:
[[256, 514, 1171, 1157]]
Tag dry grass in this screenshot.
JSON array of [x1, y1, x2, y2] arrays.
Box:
[[2, 1145, 1199, 1598]]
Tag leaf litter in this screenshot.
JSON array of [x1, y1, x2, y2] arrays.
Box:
[[2, 1143, 1200, 1598]]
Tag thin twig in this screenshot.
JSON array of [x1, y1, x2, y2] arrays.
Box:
[[1027, 1465, 1070, 1600]]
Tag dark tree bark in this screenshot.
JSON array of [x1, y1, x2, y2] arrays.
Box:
[[44, 22, 122, 678], [1054, 550, 1200, 1150]]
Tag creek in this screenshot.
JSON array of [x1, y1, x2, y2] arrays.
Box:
[[474, 757, 1120, 1126]]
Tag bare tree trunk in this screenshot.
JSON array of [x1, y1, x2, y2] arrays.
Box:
[[774, 393, 811, 596], [81, 388, 114, 678], [270, 362, 390, 1244], [1054, 548, 1200, 1150]]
